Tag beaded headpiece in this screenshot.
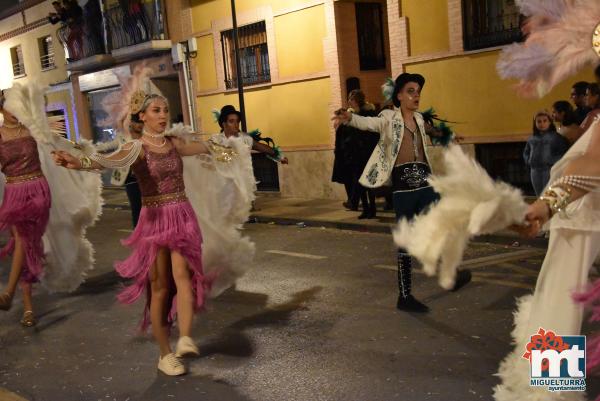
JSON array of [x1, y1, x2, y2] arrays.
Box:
[[129, 89, 149, 115]]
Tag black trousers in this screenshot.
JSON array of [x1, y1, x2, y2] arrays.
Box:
[[392, 162, 439, 299], [124, 172, 142, 228]]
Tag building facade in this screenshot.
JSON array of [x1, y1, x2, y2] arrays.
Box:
[[1, 0, 595, 197], [0, 0, 79, 140], [186, 0, 595, 198]]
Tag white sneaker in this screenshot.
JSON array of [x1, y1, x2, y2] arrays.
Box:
[[157, 353, 186, 376], [175, 336, 199, 358]]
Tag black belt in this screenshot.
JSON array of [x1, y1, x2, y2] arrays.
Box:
[[392, 162, 431, 191]]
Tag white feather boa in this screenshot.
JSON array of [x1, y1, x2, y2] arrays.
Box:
[[493, 295, 586, 401], [182, 135, 257, 296], [2, 82, 103, 292], [393, 145, 528, 289]]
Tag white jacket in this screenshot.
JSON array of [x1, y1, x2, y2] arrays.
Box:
[[347, 108, 431, 188]]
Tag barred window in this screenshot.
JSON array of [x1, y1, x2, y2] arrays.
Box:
[[462, 0, 523, 51], [221, 21, 271, 89], [10, 45, 25, 77], [355, 2, 386, 71], [38, 36, 55, 70]]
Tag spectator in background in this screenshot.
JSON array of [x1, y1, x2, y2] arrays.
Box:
[[332, 100, 359, 210], [346, 90, 379, 219], [63, 0, 84, 60], [523, 110, 569, 196], [83, 0, 105, 55], [552, 100, 581, 145], [570, 81, 591, 125], [48, 1, 67, 25], [577, 82, 600, 137]]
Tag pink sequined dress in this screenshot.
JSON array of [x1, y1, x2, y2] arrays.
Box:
[[115, 144, 212, 330], [0, 135, 51, 283]]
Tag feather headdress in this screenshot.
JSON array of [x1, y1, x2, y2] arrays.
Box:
[[98, 64, 153, 133], [497, 0, 600, 97], [381, 77, 395, 104], [4, 82, 52, 144]]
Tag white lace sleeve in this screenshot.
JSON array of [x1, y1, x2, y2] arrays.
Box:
[[89, 140, 142, 169]]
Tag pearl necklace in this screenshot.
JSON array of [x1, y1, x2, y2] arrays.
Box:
[[141, 135, 167, 148], [143, 130, 165, 138]]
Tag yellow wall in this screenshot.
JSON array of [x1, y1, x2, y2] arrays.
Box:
[[402, 0, 449, 56], [0, 24, 69, 90], [406, 51, 595, 137], [192, 0, 330, 148], [191, 0, 321, 32], [195, 35, 219, 91], [275, 5, 326, 77], [197, 78, 331, 147]]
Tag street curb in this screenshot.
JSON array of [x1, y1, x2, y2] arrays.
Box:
[[249, 215, 549, 248]]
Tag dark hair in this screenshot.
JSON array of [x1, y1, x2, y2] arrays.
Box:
[[392, 73, 425, 107], [572, 81, 589, 96], [552, 100, 577, 126], [52, 1, 61, 4], [218, 105, 241, 131], [588, 83, 600, 109], [532, 110, 555, 135], [348, 89, 366, 108]]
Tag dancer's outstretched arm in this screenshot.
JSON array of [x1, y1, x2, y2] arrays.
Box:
[[52, 141, 142, 170], [252, 141, 289, 164], [332, 109, 386, 134], [522, 122, 600, 235], [170, 136, 210, 156]]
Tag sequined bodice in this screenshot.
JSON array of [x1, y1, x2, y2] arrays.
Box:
[[132, 146, 185, 197], [0, 136, 42, 177]]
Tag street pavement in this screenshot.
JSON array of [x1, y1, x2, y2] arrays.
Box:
[[0, 205, 597, 401]]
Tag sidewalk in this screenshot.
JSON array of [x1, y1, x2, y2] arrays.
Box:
[[252, 193, 547, 247], [103, 188, 546, 247]]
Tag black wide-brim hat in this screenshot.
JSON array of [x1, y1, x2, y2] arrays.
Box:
[[218, 105, 242, 127], [392, 73, 425, 107]]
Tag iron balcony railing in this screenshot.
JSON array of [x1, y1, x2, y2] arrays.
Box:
[[58, 21, 105, 61], [40, 53, 56, 70], [221, 21, 271, 89], [104, 0, 167, 51], [57, 0, 167, 63], [462, 0, 523, 51], [12, 62, 25, 77]]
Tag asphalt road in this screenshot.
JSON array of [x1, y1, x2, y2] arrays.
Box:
[[0, 207, 597, 401]]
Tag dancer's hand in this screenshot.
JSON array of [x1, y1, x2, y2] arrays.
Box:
[[332, 109, 351, 129], [515, 199, 551, 237], [526, 199, 551, 225], [280, 157, 289, 164], [51, 150, 82, 169]]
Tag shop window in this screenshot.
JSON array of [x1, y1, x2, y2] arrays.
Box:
[[355, 2, 386, 71], [38, 35, 55, 70], [10, 45, 25, 77], [462, 0, 523, 50], [221, 21, 270, 89]]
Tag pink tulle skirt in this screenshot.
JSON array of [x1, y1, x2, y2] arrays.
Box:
[[0, 177, 51, 283], [115, 200, 212, 330]]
